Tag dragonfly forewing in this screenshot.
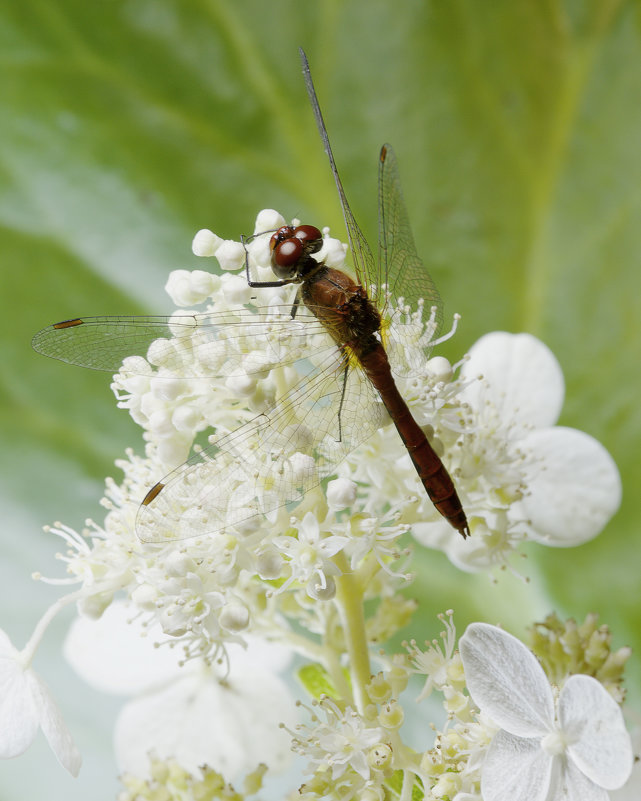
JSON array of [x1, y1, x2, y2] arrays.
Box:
[[31, 307, 339, 379]]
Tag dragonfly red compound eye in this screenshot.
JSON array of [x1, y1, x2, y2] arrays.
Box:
[[270, 225, 323, 279], [269, 226, 295, 252], [272, 237, 303, 278], [293, 225, 323, 252]]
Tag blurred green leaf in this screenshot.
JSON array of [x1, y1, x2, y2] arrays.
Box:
[[2, 1, 640, 796], [297, 663, 340, 700]]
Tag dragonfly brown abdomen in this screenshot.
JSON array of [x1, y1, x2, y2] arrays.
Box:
[[297, 252, 469, 539], [358, 343, 469, 538]]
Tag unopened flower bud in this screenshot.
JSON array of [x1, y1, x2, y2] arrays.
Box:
[[78, 590, 113, 619], [192, 228, 221, 257], [219, 603, 250, 632], [256, 547, 283, 580], [165, 268, 218, 305], [326, 478, 357, 510], [254, 209, 286, 233], [426, 356, 453, 382], [216, 240, 246, 272], [131, 583, 158, 610]]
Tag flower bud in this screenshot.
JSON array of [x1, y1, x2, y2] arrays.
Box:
[[165, 268, 219, 306], [219, 603, 250, 632], [216, 240, 246, 272], [192, 228, 221, 257], [78, 590, 113, 619], [426, 355, 453, 382], [131, 583, 158, 610], [254, 208, 286, 233], [256, 547, 283, 580], [326, 478, 357, 510]]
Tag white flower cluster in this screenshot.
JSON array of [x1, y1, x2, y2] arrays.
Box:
[[290, 613, 633, 801], [40, 209, 455, 660], [4, 208, 631, 798], [39, 210, 620, 650]]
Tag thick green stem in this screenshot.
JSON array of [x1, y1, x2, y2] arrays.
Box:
[[332, 551, 371, 713]]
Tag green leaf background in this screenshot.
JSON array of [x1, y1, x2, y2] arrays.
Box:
[[1, 1, 639, 797]]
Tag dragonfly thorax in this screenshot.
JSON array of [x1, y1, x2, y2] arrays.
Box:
[[269, 224, 323, 281]]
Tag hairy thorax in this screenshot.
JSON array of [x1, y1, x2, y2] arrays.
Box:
[[302, 266, 382, 356]]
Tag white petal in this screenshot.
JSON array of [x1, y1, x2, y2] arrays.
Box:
[[518, 427, 622, 545], [226, 635, 294, 675], [64, 602, 183, 695], [0, 631, 81, 774], [461, 332, 564, 427], [553, 757, 610, 801], [115, 664, 296, 780], [559, 675, 633, 790], [610, 727, 641, 801], [460, 623, 554, 736], [28, 672, 82, 776], [0, 650, 39, 757], [481, 729, 553, 801]]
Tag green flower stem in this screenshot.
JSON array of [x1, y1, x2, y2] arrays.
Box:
[[332, 551, 371, 713], [324, 634, 352, 702]]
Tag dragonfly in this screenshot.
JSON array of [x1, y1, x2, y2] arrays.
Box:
[[32, 49, 469, 543]]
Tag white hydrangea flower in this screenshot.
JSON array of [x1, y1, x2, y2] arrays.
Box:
[[64, 602, 297, 780], [460, 622, 633, 801], [411, 332, 622, 571], [46, 213, 622, 665], [15, 203, 635, 801], [0, 628, 81, 776]]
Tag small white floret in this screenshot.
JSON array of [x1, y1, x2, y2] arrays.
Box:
[[191, 228, 222, 257]]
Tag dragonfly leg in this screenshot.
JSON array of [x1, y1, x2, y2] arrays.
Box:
[[335, 357, 350, 443], [289, 287, 303, 319]]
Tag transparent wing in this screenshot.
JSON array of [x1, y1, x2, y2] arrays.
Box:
[[136, 347, 387, 542], [299, 52, 442, 379], [31, 307, 336, 379], [300, 49, 378, 300], [378, 143, 444, 376], [378, 144, 443, 327]]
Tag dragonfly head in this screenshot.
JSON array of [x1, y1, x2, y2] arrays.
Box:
[[270, 224, 323, 280]]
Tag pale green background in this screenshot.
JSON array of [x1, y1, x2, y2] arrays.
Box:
[[1, 1, 640, 798]]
